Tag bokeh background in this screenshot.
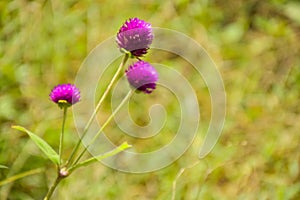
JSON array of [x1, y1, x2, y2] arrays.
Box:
[[1, 0, 300, 199]]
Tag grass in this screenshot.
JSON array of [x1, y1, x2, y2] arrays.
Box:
[[1, 0, 300, 199]]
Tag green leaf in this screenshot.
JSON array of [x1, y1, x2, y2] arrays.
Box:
[[0, 165, 8, 169], [90, 142, 132, 162], [12, 125, 59, 165], [69, 142, 132, 173]]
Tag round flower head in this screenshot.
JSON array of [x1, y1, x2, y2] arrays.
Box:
[[117, 18, 153, 57], [49, 83, 80, 108], [126, 61, 158, 94]]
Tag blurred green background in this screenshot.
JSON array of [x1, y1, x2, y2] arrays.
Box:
[[1, 0, 300, 199]]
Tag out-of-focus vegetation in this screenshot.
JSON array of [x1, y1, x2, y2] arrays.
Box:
[[1, 0, 300, 199]]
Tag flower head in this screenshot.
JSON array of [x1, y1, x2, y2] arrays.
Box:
[[117, 18, 153, 57], [126, 61, 158, 94], [49, 83, 80, 108]]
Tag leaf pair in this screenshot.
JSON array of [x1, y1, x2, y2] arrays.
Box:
[[12, 125, 132, 169]]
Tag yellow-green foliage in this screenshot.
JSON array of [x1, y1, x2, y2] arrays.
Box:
[[1, 0, 300, 199]]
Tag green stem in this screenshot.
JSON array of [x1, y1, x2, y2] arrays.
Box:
[[72, 90, 133, 165], [43, 174, 62, 200], [68, 142, 132, 174], [59, 107, 68, 165], [66, 54, 129, 166]]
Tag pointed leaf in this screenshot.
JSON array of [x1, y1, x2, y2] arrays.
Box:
[[12, 125, 59, 165], [69, 142, 132, 173]]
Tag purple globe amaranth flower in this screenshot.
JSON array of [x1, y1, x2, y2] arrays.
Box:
[[126, 61, 158, 94], [49, 83, 80, 108], [117, 18, 153, 57]]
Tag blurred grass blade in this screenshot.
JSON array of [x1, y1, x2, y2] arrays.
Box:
[[0, 168, 44, 186], [0, 165, 8, 169], [12, 125, 59, 165]]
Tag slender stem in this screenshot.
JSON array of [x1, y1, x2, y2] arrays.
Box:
[[171, 160, 201, 200], [73, 90, 133, 165], [59, 107, 68, 165], [86, 53, 129, 139], [66, 54, 129, 166], [43, 174, 62, 200]]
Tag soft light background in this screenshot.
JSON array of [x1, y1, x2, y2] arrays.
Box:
[[1, 0, 300, 199]]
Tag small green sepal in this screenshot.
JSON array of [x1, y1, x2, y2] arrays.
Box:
[[58, 100, 71, 109], [120, 48, 132, 57]]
